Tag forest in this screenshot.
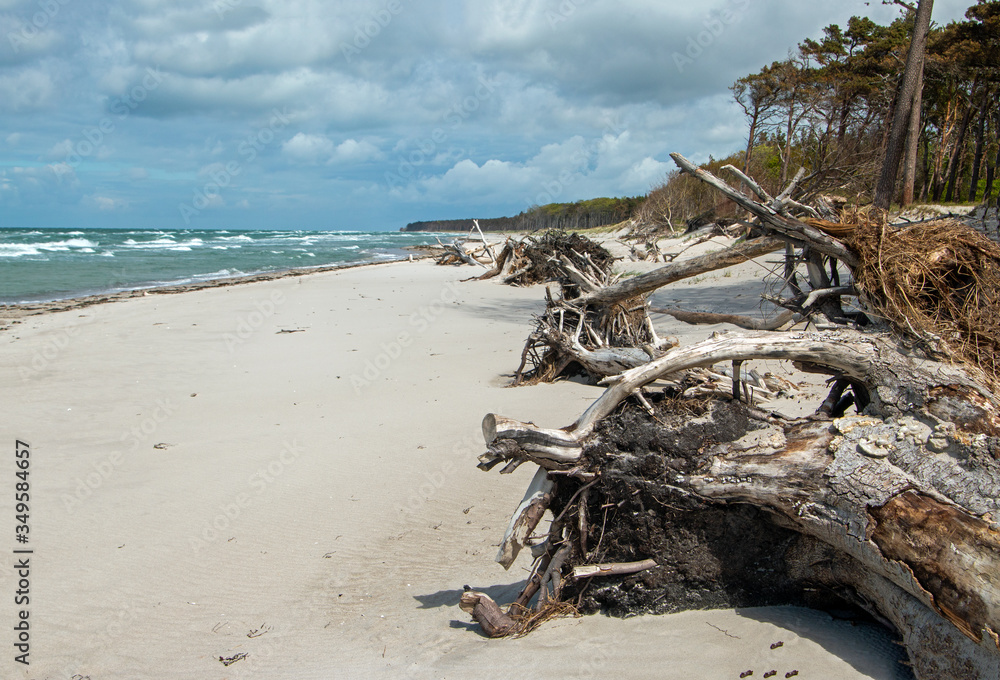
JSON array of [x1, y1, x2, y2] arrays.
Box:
[[409, 2, 999, 236], [400, 197, 643, 233], [639, 0, 1000, 231]]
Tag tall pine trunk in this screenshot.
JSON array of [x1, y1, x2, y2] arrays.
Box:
[[874, 0, 934, 210], [944, 83, 978, 203], [968, 85, 993, 203], [901, 56, 925, 206]]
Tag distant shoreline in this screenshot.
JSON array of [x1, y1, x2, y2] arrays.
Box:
[[0, 253, 431, 328]]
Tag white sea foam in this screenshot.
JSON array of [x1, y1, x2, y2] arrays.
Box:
[[39, 238, 98, 250], [0, 244, 42, 257], [123, 238, 204, 250]]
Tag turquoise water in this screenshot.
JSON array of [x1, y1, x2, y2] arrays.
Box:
[[0, 228, 448, 303]]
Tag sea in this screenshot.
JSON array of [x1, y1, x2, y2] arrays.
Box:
[[0, 228, 451, 304]]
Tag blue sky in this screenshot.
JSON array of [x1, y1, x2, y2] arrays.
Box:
[[0, 0, 974, 231]]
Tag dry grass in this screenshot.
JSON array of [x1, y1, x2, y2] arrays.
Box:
[[504, 601, 581, 637], [849, 216, 1000, 387]]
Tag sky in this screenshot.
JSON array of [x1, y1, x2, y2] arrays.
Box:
[[0, 0, 976, 231]]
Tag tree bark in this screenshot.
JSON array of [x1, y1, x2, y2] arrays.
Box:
[[944, 81, 978, 203], [874, 0, 934, 211], [474, 328, 1000, 675], [652, 307, 799, 331], [481, 329, 993, 470], [901, 55, 925, 206], [968, 85, 993, 203], [670, 154, 858, 267], [577, 236, 784, 307]]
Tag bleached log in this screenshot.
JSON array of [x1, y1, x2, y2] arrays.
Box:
[[652, 307, 800, 331], [495, 467, 555, 569], [775, 165, 807, 202], [577, 236, 785, 307], [670, 153, 859, 268], [449, 239, 488, 268], [533, 323, 669, 379], [722, 164, 772, 202], [472, 219, 497, 265], [481, 329, 992, 468], [673, 413, 1000, 677]]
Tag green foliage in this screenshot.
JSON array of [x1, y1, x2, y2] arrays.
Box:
[[636, 0, 1000, 226], [531, 197, 645, 219]]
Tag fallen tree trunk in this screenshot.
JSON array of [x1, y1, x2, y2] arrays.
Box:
[[577, 236, 784, 307], [652, 307, 800, 331], [468, 329, 1000, 678], [669, 153, 859, 268]]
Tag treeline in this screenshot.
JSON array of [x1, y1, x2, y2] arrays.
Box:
[[401, 197, 643, 232], [639, 0, 1000, 231]]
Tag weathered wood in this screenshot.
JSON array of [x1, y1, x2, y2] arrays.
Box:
[[459, 591, 516, 637], [869, 490, 1000, 644], [571, 559, 658, 580], [670, 153, 859, 268], [577, 236, 785, 307], [495, 467, 554, 569], [652, 307, 799, 331], [472, 220, 497, 265], [487, 329, 981, 468], [722, 164, 772, 202]]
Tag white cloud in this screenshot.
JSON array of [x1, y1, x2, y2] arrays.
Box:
[[331, 138, 381, 163], [0, 67, 56, 112], [282, 133, 381, 164], [90, 195, 127, 211], [42, 139, 74, 161], [282, 132, 335, 164]]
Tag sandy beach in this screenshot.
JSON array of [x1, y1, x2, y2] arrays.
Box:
[[0, 245, 913, 679]]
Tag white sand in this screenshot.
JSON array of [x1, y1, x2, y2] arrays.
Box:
[[0, 254, 910, 679]]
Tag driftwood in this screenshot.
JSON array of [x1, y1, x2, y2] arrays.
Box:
[[511, 159, 863, 384], [472, 330, 1000, 677], [462, 156, 1000, 679]]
